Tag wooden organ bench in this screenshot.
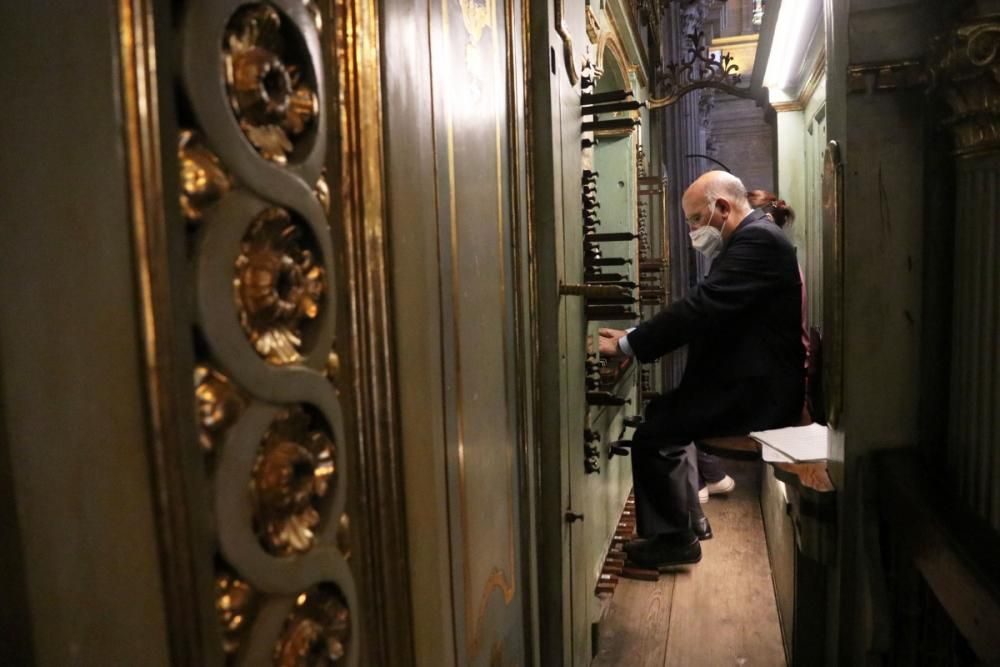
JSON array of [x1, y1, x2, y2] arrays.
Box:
[[696, 430, 836, 666], [696, 413, 837, 566]]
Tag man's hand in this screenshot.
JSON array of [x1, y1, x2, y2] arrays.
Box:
[[598, 328, 627, 356]]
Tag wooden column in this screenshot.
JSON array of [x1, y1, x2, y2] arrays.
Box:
[[931, 17, 1000, 530]]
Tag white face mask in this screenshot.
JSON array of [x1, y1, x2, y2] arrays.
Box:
[[689, 202, 723, 259]]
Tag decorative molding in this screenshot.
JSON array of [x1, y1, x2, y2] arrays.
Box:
[[847, 59, 925, 95], [771, 100, 804, 113], [330, 0, 416, 660], [596, 29, 632, 90], [117, 0, 212, 662], [801, 56, 827, 103], [822, 141, 844, 429], [928, 18, 1000, 157], [179, 1, 361, 665], [603, 4, 648, 90], [771, 58, 826, 113], [585, 5, 600, 44], [554, 0, 579, 85], [616, 0, 651, 84]]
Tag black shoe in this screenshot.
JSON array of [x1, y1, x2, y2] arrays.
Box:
[[622, 536, 650, 556], [627, 532, 702, 570], [692, 516, 713, 541]]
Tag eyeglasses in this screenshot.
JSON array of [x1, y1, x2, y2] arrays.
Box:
[[685, 201, 715, 228]]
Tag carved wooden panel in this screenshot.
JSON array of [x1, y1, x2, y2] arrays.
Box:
[[428, 0, 530, 662], [177, 1, 359, 663]]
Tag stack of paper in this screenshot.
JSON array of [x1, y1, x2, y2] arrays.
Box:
[[749, 423, 829, 463]]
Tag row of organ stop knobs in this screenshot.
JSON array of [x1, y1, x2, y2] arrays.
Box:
[[579, 64, 666, 472]]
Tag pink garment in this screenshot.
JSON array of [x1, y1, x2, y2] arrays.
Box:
[[799, 266, 810, 368]]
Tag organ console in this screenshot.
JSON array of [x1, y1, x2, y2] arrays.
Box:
[[583, 427, 601, 474], [581, 117, 642, 133], [575, 76, 651, 476]]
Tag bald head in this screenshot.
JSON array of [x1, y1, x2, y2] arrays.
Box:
[[682, 170, 753, 240]]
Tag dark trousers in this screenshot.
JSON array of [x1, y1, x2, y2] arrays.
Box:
[[698, 451, 727, 486], [631, 376, 800, 537], [631, 438, 705, 537]]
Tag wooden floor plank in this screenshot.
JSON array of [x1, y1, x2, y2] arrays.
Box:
[[664, 460, 786, 667], [592, 460, 786, 667], [592, 576, 675, 667]]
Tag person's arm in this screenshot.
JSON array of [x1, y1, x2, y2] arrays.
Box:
[[597, 327, 636, 356], [627, 227, 793, 362]]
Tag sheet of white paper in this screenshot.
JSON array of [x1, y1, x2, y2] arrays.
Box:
[[750, 422, 829, 462], [761, 443, 795, 463]]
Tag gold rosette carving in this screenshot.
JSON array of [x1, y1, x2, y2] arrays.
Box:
[[179, 129, 232, 222], [223, 4, 319, 164], [251, 406, 336, 555], [194, 365, 247, 452], [235, 208, 325, 365], [216, 565, 259, 656], [274, 584, 351, 666]]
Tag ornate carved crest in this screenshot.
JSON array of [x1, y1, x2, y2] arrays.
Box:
[[648, 30, 753, 109]]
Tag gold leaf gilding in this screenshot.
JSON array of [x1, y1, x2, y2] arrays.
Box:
[[274, 584, 351, 666], [179, 130, 231, 221], [223, 4, 318, 164], [251, 405, 336, 556], [194, 365, 246, 452], [234, 208, 326, 365]]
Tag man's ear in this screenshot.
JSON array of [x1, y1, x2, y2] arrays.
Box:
[[715, 197, 732, 216]]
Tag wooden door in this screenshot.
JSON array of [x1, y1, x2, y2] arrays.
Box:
[[383, 0, 534, 663]]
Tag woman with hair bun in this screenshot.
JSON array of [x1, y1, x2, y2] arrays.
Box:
[[746, 189, 808, 368], [750, 189, 811, 410], [747, 189, 796, 229]]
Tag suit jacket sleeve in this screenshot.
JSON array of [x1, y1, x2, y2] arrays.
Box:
[[627, 224, 794, 363]]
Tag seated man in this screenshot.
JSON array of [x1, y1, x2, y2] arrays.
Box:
[[599, 170, 805, 569]]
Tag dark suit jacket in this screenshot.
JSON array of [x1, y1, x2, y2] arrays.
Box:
[[628, 209, 805, 442]]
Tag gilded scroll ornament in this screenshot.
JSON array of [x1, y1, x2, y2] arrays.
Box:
[[251, 406, 336, 555], [648, 30, 751, 109], [179, 129, 231, 221], [235, 207, 326, 365], [274, 583, 351, 665], [216, 566, 259, 656], [928, 19, 1000, 157], [194, 364, 247, 452], [224, 4, 319, 165]]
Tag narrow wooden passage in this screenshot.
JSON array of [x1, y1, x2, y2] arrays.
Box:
[[593, 460, 786, 667]]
